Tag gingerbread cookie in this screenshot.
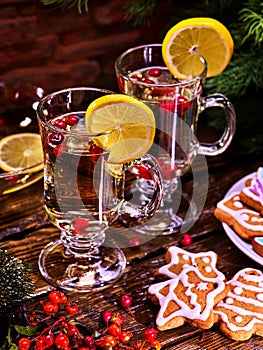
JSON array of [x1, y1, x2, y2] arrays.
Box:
[[155, 246, 225, 281], [214, 268, 263, 341], [214, 192, 263, 240], [252, 237, 263, 257], [240, 167, 263, 216], [148, 265, 228, 331]]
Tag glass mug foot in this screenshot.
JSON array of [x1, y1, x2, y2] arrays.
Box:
[[38, 239, 126, 292]]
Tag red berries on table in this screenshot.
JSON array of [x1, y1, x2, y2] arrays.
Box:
[[43, 301, 59, 315], [102, 310, 112, 325], [66, 302, 79, 315], [144, 327, 158, 342], [120, 294, 132, 309], [119, 330, 133, 343], [107, 323, 121, 337], [179, 233, 192, 246], [48, 290, 67, 304], [18, 337, 31, 350], [55, 333, 70, 349], [16, 290, 162, 350], [129, 236, 141, 248]]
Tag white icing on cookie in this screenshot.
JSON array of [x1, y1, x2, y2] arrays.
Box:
[[234, 287, 243, 295], [215, 268, 263, 333], [149, 266, 226, 327], [216, 192, 263, 232], [235, 316, 243, 323], [158, 246, 225, 280], [197, 282, 208, 290], [234, 201, 243, 209], [242, 167, 263, 207]]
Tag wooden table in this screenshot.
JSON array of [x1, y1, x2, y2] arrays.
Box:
[[1, 149, 263, 349]]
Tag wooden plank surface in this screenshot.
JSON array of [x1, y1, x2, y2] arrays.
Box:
[[1, 154, 263, 349]]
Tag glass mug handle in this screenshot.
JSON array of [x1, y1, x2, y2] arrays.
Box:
[[199, 93, 236, 156], [119, 154, 164, 222]]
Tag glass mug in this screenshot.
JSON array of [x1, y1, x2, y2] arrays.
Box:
[[37, 87, 163, 291], [115, 44, 236, 234]]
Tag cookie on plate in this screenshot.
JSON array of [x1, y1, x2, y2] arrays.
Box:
[[239, 167, 263, 216], [214, 268, 263, 341], [148, 265, 228, 331], [155, 246, 225, 281], [214, 192, 263, 240]]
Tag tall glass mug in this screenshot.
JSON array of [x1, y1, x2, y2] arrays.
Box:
[[37, 87, 163, 291], [115, 44, 236, 234]]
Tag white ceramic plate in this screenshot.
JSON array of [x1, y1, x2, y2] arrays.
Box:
[[222, 171, 263, 266]]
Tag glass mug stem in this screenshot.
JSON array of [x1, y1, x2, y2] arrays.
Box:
[[199, 94, 236, 155]]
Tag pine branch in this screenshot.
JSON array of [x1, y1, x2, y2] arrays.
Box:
[[239, 0, 263, 46], [123, 0, 158, 26], [0, 247, 34, 315], [205, 50, 263, 97]]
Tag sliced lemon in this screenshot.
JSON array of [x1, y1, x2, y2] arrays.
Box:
[[85, 94, 155, 164], [0, 133, 44, 173], [162, 17, 234, 80]]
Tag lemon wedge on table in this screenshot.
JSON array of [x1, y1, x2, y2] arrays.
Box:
[[85, 94, 155, 164], [162, 17, 234, 80], [0, 133, 44, 173]]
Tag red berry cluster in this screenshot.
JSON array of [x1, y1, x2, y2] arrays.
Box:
[[17, 291, 161, 350], [129, 68, 191, 114], [45, 114, 104, 160]]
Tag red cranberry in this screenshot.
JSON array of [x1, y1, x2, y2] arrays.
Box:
[[129, 237, 141, 248], [53, 144, 67, 157], [90, 144, 103, 162], [119, 331, 133, 343], [143, 78, 155, 84], [144, 327, 158, 342], [179, 233, 192, 246], [64, 115, 79, 126], [176, 95, 191, 114], [72, 218, 89, 235], [43, 301, 58, 315], [130, 74, 142, 82], [132, 164, 152, 180], [66, 302, 79, 315], [160, 99, 175, 113], [48, 132, 64, 145], [53, 119, 67, 129], [102, 310, 112, 325], [148, 68, 161, 77], [120, 294, 132, 308], [55, 334, 69, 349], [18, 338, 31, 350]]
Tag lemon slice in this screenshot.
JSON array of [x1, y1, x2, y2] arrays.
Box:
[[0, 133, 44, 172], [85, 94, 155, 164], [162, 17, 234, 79]]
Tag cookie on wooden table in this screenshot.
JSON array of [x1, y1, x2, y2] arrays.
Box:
[[148, 265, 228, 331], [214, 192, 263, 240], [214, 268, 263, 341], [155, 246, 225, 281], [240, 167, 263, 215]]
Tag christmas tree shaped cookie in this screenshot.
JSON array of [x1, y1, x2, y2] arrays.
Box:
[[149, 264, 228, 331], [214, 268, 263, 340]]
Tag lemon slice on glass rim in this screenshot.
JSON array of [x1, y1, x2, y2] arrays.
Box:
[[85, 94, 155, 165], [162, 17, 234, 80], [0, 132, 44, 173]]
